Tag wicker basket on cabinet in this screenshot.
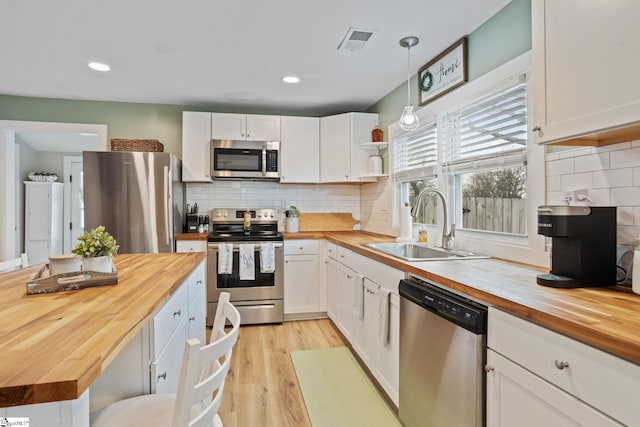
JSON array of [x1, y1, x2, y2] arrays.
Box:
[[110, 139, 164, 152]]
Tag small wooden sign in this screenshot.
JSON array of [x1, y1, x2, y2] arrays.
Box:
[[418, 37, 468, 106]]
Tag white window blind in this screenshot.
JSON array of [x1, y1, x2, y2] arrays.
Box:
[[393, 121, 437, 182], [442, 77, 527, 174]]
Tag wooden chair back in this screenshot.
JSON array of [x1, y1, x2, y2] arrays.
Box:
[[0, 253, 29, 273], [172, 292, 240, 427]]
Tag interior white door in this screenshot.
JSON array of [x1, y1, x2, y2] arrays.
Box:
[[64, 157, 84, 253]]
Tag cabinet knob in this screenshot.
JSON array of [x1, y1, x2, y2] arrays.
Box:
[[484, 365, 495, 373], [532, 125, 542, 132], [157, 371, 167, 381], [197, 280, 203, 284], [173, 309, 182, 317], [554, 360, 570, 370], [189, 316, 196, 322]]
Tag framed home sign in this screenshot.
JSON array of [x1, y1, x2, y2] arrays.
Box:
[[418, 37, 468, 106]]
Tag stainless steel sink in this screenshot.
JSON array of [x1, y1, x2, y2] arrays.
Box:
[[364, 242, 489, 261]]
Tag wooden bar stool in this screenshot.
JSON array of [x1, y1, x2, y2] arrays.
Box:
[[91, 292, 240, 427]]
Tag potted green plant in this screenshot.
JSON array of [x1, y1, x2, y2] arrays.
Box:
[[72, 226, 119, 273], [285, 205, 300, 233]]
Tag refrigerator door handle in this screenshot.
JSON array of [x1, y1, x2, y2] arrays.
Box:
[[164, 166, 171, 246]]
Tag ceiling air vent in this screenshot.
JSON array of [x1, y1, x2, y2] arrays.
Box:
[[338, 27, 376, 52]]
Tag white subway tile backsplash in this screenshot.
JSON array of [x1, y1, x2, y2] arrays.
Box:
[[186, 181, 361, 218], [546, 158, 574, 176], [574, 152, 609, 173], [557, 146, 593, 159], [546, 141, 640, 246], [546, 175, 562, 191], [561, 172, 592, 189], [617, 207, 635, 226], [611, 187, 640, 206], [587, 188, 611, 205], [592, 168, 633, 189], [610, 147, 640, 169], [633, 167, 640, 187]]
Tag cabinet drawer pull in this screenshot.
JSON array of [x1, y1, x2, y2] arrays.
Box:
[[484, 365, 494, 373], [196, 280, 203, 284], [189, 316, 196, 322], [532, 125, 542, 132], [173, 310, 182, 317], [554, 360, 570, 370], [157, 371, 167, 381]]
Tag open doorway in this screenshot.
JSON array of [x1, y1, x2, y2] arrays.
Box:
[[0, 120, 107, 261]]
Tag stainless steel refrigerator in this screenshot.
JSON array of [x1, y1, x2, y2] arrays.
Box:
[[83, 151, 185, 253]]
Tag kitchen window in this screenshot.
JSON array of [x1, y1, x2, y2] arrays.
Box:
[[391, 52, 546, 265], [442, 77, 528, 235], [393, 122, 439, 225]]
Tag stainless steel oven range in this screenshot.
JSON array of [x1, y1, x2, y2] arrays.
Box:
[[206, 208, 284, 325]]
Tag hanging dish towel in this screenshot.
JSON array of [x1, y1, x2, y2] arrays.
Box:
[[352, 273, 365, 320], [239, 244, 255, 281], [377, 288, 392, 345], [217, 243, 233, 275], [260, 243, 275, 273]]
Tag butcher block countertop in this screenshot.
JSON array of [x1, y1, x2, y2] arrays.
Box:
[[287, 231, 640, 365], [0, 252, 205, 408]]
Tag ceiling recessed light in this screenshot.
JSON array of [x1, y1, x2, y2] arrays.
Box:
[[88, 62, 111, 72], [282, 75, 300, 84]]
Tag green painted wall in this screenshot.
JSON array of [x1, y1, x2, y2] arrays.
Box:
[[1, 0, 531, 157], [368, 0, 531, 132], [0, 96, 314, 157]]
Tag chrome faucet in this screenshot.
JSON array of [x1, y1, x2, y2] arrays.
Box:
[[410, 188, 455, 249]]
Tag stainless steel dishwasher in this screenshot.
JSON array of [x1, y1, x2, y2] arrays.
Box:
[[399, 275, 487, 427]]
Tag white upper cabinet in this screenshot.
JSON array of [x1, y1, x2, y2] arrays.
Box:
[[320, 112, 379, 183], [280, 116, 320, 183], [182, 111, 212, 182], [532, 0, 640, 145], [211, 113, 280, 140]]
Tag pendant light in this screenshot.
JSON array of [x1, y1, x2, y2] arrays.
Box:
[[399, 36, 420, 131]]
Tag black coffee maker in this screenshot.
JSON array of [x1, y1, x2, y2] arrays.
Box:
[[537, 205, 616, 288]]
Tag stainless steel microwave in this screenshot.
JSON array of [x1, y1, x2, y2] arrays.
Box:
[[210, 139, 280, 180]]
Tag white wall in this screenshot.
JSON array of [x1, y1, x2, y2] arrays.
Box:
[[546, 140, 640, 247]]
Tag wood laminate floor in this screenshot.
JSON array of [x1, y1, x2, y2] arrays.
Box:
[[213, 319, 346, 427]]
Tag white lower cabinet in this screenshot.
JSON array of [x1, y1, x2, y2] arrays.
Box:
[[327, 243, 403, 406], [325, 257, 338, 321], [175, 239, 207, 253], [151, 322, 187, 394], [90, 260, 206, 409], [486, 349, 620, 427], [284, 240, 321, 316], [487, 308, 637, 426], [336, 261, 356, 342], [353, 278, 378, 368], [373, 292, 400, 405]]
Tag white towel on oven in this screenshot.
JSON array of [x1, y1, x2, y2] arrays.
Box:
[[260, 243, 275, 273], [217, 243, 233, 275], [377, 287, 391, 345], [239, 244, 255, 281], [352, 273, 365, 320]]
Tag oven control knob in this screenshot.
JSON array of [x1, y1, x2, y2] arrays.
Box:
[[223, 212, 228, 217]]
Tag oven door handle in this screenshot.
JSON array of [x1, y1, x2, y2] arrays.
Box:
[[208, 242, 283, 250]]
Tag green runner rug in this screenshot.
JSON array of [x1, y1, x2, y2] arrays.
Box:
[[291, 346, 402, 427]]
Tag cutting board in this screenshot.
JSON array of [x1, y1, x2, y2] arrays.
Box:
[[298, 212, 360, 232]]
